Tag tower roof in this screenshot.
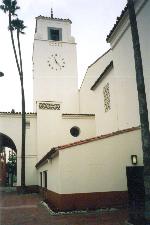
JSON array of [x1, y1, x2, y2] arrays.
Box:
[[36, 15, 72, 24]]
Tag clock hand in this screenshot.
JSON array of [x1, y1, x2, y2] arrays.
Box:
[[54, 57, 61, 68], [57, 62, 61, 67], [54, 58, 57, 64]]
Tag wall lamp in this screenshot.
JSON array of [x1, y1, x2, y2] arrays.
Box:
[[131, 155, 138, 165], [0, 71, 4, 77]]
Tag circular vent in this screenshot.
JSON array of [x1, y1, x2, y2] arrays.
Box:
[[70, 126, 80, 137]]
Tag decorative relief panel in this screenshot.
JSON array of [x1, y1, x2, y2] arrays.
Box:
[[39, 103, 60, 110], [103, 83, 111, 112], [48, 42, 62, 47]]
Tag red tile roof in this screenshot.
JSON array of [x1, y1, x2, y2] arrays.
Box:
[[35, 126, 140, 169], [0, 112, 37, 115], [35, 148, 57, 169], [106, 4, 128, 42]]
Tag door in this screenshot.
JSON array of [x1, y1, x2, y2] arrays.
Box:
[[126, 166, 145, 224]]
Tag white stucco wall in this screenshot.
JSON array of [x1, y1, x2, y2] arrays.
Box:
[[36, 101, 63, 160], [61, 114, 96, 144], [59, 128, 143, 194], [0, 113, 37, 186], [110, 14, 139, 130], [93, 68, 119, 135], [38, 155, 60, 193], [24, 116, 37, 185], [35, 18, 73, 43], [79, 0, 149, 136], [79, 49, 112, 114], [37, 128, 143, 194], [108, 0, 149, 129], [79, 50, 119, 135], [33, 17, 79, 113], [36, 101, 96, 160]]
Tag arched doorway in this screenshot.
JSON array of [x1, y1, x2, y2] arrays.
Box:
[[0, 133, 17, 187]]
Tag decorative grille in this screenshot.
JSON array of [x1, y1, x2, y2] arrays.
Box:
[[103, 83, 111, 112], [39, 103, 60, 110]]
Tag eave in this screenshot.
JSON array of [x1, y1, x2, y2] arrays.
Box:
[[90, 61, 113, 90], [35, 126, 140, 169], [106, 5, 128, 43]]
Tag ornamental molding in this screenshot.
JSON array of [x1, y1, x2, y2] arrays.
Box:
[[39, 103, 60, 110], [62, 114, 95, 119]]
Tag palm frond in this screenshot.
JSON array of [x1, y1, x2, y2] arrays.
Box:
[[0, 5, 6, 13], [11, 18, 26, 33], [11, 0, 20, 15], [0, 0, 11, 13], [0, 0, 20, 15]]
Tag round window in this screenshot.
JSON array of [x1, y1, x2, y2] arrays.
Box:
[[70, 126, 80, 137]]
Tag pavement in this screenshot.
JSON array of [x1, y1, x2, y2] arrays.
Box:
[[0, 190, 128, 225]]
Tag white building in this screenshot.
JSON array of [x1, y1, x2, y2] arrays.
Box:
[[0, 0, 149, 211]]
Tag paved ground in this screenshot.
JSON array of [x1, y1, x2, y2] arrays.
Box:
[[0, 191, 128, 225]]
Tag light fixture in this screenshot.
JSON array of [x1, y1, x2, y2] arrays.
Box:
[[131, 155, 138, 165], [0, 71, 4, 77]]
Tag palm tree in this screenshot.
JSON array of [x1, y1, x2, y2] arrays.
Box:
[[0, 0, 26, 190], [128, 0, 150, 224]]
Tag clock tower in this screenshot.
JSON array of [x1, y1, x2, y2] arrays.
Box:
[[33, 11, 79, 112]]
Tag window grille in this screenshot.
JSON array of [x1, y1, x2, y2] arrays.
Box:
[[103, 83, 111, 112]]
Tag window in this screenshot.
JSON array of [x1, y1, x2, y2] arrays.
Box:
[[40, 172, 42, 187], [43, 171, 47, 188], [70, 126, 80, 137], [48, 27, 62, 41], [103, 83, 111, 112]]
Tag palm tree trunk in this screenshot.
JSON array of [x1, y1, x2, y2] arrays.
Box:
[[128, 0, 150, 224], [9, 11, 26, 189], [9, 12, 20, 75], [20, 81, 26, 188], [17, 31, 26, 189]]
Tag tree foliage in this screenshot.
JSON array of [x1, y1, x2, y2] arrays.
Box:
[[0, 0, 19, 15], [11, 18, 26, 33], [7, 153, 16, 174]]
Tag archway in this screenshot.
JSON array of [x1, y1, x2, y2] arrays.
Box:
[[0, 132, 17, 152], [0, 133, 17, 187]]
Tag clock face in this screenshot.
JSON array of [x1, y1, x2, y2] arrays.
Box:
[[47, 53, 65, 71]]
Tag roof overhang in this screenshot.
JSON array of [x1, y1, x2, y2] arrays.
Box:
[[106, 0, 147, 44], [91, 61, 113, 91], [35, 126, 140, 169], [36, 15, 72, 24], [35, 148, 58, 169]]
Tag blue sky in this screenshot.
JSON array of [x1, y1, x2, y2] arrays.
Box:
[[0, 0, 127, 112]]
